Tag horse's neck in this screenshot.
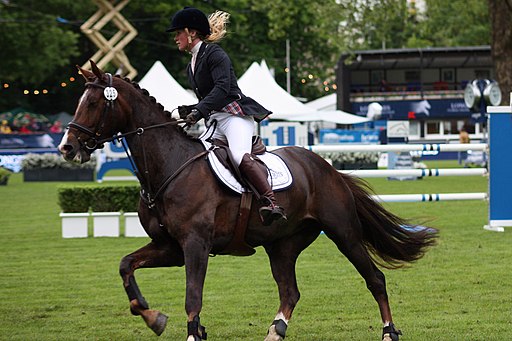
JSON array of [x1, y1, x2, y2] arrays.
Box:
[[125, 111, 201, 190]]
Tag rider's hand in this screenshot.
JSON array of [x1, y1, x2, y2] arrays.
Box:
[[185, 110, 202, 124], [178, 105, 196, 119]]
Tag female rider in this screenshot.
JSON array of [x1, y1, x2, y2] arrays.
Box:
[[166, 7, 286, 226]]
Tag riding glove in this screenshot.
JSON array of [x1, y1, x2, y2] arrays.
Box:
[[185, 109, 202, 124], [178, 105, 196, 119]]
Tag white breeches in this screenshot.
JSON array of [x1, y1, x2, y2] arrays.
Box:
[[207, 112, 255, 166]]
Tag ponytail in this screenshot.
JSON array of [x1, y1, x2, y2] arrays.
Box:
[[205, 11, 230, 43]]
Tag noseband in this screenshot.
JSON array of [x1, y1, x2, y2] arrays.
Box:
[[67, 73, 118, 151]]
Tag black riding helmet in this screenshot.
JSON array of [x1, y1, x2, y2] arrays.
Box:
[[166, 7, 211, 37]]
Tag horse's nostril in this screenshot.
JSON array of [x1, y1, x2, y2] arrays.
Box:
[[59, 144, 74, 154]]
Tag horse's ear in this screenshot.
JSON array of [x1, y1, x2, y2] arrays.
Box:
[[77, 65, 95, 82], [90, 60, 105, 80]]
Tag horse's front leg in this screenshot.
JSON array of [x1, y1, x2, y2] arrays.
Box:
[[182, 235, 210, 341], [119, 239, 184, 336]]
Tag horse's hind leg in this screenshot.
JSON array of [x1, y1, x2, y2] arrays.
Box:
[[323, 225, 401, 340], [263, 227, 320, 341], [119, 239, 184, 336]]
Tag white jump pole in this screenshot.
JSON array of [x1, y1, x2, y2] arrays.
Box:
[[340, 168, 487, 178], [267, 143, 488, 153], [373, 192, 488, 203]]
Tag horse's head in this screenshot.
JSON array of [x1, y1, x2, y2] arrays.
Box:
[[58, 61, 132, 163]]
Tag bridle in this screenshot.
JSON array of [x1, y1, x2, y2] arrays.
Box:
[[67, 73, 118, 151]]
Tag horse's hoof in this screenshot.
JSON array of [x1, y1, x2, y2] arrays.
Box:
[[264, 324, 284, 341], [150, 312, 168, 336], [382, 322, 401, 341]]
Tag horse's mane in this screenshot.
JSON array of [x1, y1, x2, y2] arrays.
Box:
[[113, 74, 196, 140]]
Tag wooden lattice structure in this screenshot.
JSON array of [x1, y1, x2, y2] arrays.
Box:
[[81, 0, 138, 79]]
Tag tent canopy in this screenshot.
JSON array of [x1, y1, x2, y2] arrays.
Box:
[[138, 61, 196, 112], [238, 61, 314, 117], [238, 61, 370, 124], [305, 93, 336, 111]]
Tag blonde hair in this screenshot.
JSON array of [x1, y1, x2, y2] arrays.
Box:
[[205, 11, 230, 43]]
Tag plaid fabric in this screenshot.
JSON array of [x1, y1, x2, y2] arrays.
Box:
[[221, 100, 245, 116]]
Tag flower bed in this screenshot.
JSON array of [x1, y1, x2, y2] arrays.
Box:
[[317, 151, 379, 170], [22, 153, 96, 182]]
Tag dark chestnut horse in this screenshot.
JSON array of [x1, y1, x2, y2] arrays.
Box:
[[59, 61, 437, 341]]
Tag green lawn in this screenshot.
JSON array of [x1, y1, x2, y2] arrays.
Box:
[[0, 164, 511, 341]]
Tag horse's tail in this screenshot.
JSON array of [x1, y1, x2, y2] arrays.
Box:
[[341, 173, 438, 269]]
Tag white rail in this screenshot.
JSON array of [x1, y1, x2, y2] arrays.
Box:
[[340, 168, 487, 178], [372, 192, 488, 203], [268, 143, 488, 153]]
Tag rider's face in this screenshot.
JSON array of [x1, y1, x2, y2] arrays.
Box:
[[174, 29, 189, 52]]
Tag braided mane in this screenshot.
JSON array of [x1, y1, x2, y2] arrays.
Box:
[[113, 74, 195, 138]]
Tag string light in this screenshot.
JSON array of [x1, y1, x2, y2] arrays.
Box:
[[0, 73, 80, 96]]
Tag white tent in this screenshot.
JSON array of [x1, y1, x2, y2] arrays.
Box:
[[238, 61, 370, 124], [306, 93, 336, 111], [238, 61, 314, 117], [138, 61, 196, 113]]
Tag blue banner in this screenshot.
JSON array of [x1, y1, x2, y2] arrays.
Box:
[[319, 129, 380, 144], [0, 133, 64, 149], [352, 98, 471, 120]]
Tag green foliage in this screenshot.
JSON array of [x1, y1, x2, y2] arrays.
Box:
[[57, 185, 140, 212], [419, 0, 490, 47], [21, 153, 96, 170], [89, 185, 140, 212], [57, 186, 93, 213]]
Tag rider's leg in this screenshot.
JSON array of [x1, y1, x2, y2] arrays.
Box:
[[210, 112, 286, 225]]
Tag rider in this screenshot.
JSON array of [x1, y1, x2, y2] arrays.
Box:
[[166, 6, 286, 226]]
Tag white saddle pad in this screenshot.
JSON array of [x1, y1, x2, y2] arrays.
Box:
[[200, 138, 293, 194]]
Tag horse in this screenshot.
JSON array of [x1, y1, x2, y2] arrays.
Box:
[[58, 61, 437, 341]]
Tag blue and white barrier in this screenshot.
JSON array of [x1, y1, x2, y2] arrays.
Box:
[[340, 168, 487, 178], [373, 192, 487, 203]]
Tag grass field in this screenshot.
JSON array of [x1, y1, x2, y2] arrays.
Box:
[[1, 162, 511, 341]]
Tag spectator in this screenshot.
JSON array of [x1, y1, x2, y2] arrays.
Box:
[[0, 120, 12, 134], [458, 126, 470, 164], [49, 120, 63, 133]]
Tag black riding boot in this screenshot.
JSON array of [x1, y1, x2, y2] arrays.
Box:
[[239, 153, 287, 226]]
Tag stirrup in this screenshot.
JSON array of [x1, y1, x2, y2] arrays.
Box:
[[259, 205, 287, 226]]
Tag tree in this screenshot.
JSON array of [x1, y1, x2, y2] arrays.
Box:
[[0, 1, 93, 112], [419, 0, 490, 47], [489, 0, 512, 105]]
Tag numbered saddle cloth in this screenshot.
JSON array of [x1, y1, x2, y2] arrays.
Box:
[[199, 137, 293, 194]]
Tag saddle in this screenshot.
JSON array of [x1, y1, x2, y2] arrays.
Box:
[[201, 136, 292, 257]]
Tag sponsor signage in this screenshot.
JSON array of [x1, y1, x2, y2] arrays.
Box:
[[352, 98, 471, 119]]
